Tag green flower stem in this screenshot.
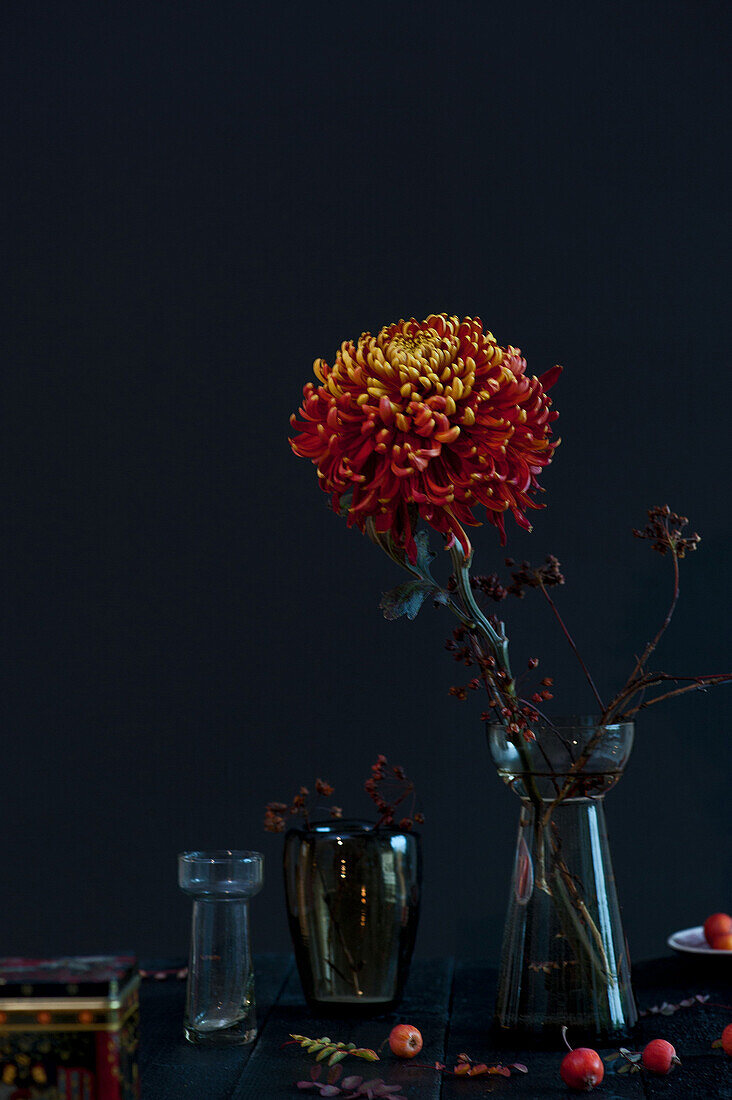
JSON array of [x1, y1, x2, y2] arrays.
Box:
[[447, 544, 549, 791], [446, 544, 561, 893], [448, 544, 512, 678], [371, 525, 613, 979], [449, 546, 616, 982], [550, 855, 612, 984]]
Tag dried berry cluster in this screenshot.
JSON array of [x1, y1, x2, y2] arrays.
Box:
[[505, 554, 565, 596], [442, 555, 567, 739], [633, 505, 700, 559], [447, 556, 565, 602], [447, 571, 509, 602], [264, 778, 342, 833], [364, 755, 424, 830], [445, 624, 546, 739], [264, 757, 423, 833], [441, 506, 730, 732]]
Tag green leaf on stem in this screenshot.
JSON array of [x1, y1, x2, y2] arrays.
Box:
[[380, 579, 446, 620], [412, 529, 435, 571]]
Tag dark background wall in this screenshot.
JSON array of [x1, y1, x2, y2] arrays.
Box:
[[4, 1, 730, 968]]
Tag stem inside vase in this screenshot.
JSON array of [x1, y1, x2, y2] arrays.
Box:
[[488, 718, 638, 1041]]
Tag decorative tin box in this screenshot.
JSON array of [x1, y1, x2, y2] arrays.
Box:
[[0, 955, 140, 1099]]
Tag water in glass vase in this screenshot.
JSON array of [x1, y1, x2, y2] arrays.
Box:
[[284, 820, 421, 1014], [488, 718, 637, 1042]]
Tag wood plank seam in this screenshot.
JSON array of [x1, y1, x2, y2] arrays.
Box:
[[230, 957, 296, 1097]]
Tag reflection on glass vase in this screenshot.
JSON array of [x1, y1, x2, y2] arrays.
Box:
[[488, 718, 637, 1041], [284, 820, 421, 1014]]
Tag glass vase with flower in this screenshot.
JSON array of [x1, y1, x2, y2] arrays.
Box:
[[289, 313, 732, 1039]]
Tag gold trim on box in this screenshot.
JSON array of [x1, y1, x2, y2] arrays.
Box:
[[0, 975, 139, 1033], [0, 997, 120, 1013]]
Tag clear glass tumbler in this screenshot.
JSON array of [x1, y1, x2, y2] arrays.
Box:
[[178, 850, 264, 1045]]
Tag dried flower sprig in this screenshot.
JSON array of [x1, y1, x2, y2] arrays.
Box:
[[640, 993, 710, 1017], [633, 504, 700, 558], [442, 507, 730, 734], [288, 1035, 379, 1067], [264, 779, 342, 833], [442, 1052, 528, 1077], [602, 506, 727, 722], [265, 758, 423, 834], [365, 755, 424, 830], [296, 1064, 405, 1097], [505, 554, 565, 596]]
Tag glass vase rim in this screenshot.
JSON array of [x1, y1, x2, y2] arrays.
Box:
[[285, 818, 420, 837], [178, 849, 264, 865], [487, 714, 634, 732]]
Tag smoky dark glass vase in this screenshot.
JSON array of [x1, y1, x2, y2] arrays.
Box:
[[284, 820, 421, 1013], [488, 718, 637, 1042]]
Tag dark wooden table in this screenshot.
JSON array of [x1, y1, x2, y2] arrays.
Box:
[[139, 955, 732, 1098]]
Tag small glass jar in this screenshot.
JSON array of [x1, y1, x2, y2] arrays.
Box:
[[284, 820, 421, 1013], [178, 850, 263, 1045]]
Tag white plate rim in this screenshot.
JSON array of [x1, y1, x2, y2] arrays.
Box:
[[667, 924, 732, 955]]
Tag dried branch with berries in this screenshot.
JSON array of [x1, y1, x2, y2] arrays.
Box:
[[440, 506, 730, 739], [265, 756, 423, 834]]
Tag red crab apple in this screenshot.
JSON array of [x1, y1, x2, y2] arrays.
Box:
[[721, 1024, 732, 1056], [641, 1038, 680, 1073], [703, 912, 732, 946], [710, 932, 732, 951], [388, 1024, 423, 1058], [560, 1049, 604, 1091], [560, 1029, 604, 1091]]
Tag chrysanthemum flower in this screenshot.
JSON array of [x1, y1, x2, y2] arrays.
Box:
[[290, 314, 560, 562]]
